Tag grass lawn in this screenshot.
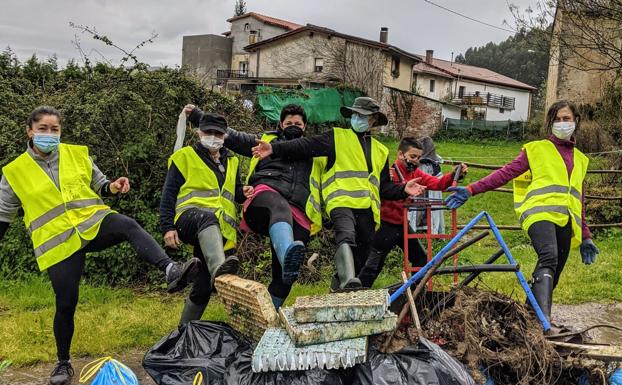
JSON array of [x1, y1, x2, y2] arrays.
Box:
[[2, 138, 621, 366]]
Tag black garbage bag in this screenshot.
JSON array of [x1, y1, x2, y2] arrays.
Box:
[[142, 321, 250, 385], [352, 337, 476, 385], [218, 349, 345, 385]]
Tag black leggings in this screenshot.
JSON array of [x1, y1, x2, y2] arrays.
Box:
[[175, 208, 221, 306], [330, 207, 376, 274], [358, 221, 427, 286], [244, 191, 310, 299], [47, 213, 172, 361], [527, 220, 572, 288]]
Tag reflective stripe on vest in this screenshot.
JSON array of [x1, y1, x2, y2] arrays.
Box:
[[2, 144, 113, 271], [247, 134, 326, 235], [169, 146, 239, 250], [512, 140, 588, 248], [321, 128, 388, 229]]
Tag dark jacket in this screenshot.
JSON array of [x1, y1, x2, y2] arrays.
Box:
[[270, 129, 408, 201], [159, 142, 245, 233], [189, 108, 315, 212]]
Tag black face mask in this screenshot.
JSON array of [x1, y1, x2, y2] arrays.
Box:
[[404, 160, 417, 172], [282, 125, 304, 140]]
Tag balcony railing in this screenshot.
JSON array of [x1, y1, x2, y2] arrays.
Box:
[[452, 92, 515, 110], [217, 69, 253, 79]]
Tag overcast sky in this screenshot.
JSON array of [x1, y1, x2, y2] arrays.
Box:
[[1, 0, 539, 67]]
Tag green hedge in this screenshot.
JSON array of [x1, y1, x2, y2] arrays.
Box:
[[0, 52, 269, 285]]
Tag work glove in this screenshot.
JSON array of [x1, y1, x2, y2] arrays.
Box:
[[444, 186, 471, 209], [580, 239, 599, 265]]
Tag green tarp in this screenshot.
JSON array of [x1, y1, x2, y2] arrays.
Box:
[[256, 86, 363, 124]]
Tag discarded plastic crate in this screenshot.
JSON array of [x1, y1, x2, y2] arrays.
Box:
[[280, 306, 397, 346], [251, 328, 367, 372], [214, 274, 279, 341], [293, 289, 390, 323]]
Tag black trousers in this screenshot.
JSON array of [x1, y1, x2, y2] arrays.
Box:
[[330, 207, 376, 274], [47, 213, 172, 361], [244, 191, 310, 299], [358, 220, 427, 287], [527, 219, 572, 288], [175, 208, 221, 306]]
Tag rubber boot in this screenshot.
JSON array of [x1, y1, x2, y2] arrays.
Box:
[[269, 222, 306, 285], [333, 243, 362, 291], [198, 225, 240, 287], [271, 294, 286, 310], [530, 267, 554, 324], [178, 298, 208, 328], [357, 248, 385, 288]]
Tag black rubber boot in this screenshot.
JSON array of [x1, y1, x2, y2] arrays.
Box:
[[49, 360, 74, 385], [166, 258, 201, 293], [178, 298, 208, 328], [211, 255, 240, 287], [333, 243, 362, 292], [530, 267, 554, 324]]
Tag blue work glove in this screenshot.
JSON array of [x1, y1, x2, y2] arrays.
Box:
[[580, 239, 599, 265], [444, 186, 471, 209]]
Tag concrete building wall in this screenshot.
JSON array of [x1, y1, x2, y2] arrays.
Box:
[[230, 17, 289, 55], [182, 34, 232, 81], [413, 73, 453, 101], [383, 57, 416, 93], [545, 8, 618, 110], [454, 79, 531, 121]]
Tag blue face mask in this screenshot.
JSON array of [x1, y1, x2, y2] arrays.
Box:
[[350, 114, 369, 133], [33, 133, 61, 153]]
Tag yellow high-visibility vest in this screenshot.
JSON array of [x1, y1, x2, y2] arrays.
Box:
[[169, 147, 239, 250], [513, 139, 588, 248], [321, 127, 389, 229], [246, 134, 326, 235], [2, 144, 113, 271]]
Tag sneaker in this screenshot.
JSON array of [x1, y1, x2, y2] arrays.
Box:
[[166, 258, 201, 293], [49, 360, 74, 385], [210, 255, 240, 287]]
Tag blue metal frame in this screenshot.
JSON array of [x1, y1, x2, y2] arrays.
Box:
[[389, 210, 551, 332]]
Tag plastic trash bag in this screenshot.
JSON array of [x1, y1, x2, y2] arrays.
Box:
[[174, 110, 188, 152], [218, 349, 344, 385], [79, 357, 138, 385], [352, 337, 476, 385], [143, 321, 249, 385], [610, 368, 622, 385]]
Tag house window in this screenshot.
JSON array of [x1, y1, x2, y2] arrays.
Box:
[[391, 56, 400, 77], [239, 61, 248, 75], [458, 86, 465, 98], [429, 79, 435, 93], [314, 58, 324, 73], [499, 108, 505, 114], [244, 23, 250, 31]]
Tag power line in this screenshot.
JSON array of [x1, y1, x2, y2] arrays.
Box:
[[423, 0, 517, 33]]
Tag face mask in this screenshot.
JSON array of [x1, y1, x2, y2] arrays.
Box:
[[282, 125, 304, 140], [403, 160, 417, 172], [200, 135, 224, 151], [33, 133, 60, 153], [552, 121, 575, 140], [350, 114, 369, 133]]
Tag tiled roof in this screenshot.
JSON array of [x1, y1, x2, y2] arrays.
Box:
[[413, 62, 453, 79], [416, 56, 536, 91], [227, 12, 303, 31]]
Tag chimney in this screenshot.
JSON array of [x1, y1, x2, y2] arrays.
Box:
[[379, 27, 388, 44], [425, 49, 433, 64]]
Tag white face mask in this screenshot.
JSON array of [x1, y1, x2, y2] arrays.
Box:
[[552, 121, 576, 140], [200, 135, 224, 151]]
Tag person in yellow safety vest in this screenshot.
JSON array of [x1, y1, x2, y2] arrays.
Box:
[[0, 106, 200, 385], [445, 100, 600, 326], [160, 112, 247, 327], [184, 104, 325, 309], [252, 97, 426, 291]]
